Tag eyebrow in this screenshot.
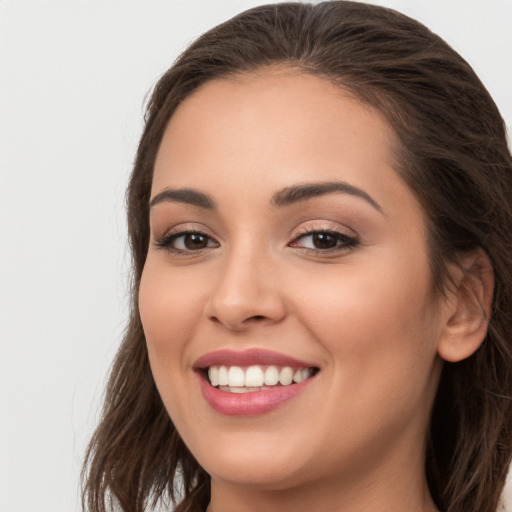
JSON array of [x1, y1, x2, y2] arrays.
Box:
[[150, 188, 215, 209], [271, 181, 383, 213], [149, 181, 383, 213]]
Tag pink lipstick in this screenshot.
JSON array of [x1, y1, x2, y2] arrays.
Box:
[[194, 349, 318, 416]]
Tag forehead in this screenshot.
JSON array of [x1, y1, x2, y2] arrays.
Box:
[[153, 69, 399, 196]]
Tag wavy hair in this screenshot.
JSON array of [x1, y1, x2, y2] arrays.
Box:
[[82, 2, 512, 511]]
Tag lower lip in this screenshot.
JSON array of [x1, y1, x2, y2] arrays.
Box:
[[198, 373, 315, 416]]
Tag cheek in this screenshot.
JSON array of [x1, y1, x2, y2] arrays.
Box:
[[290, 255, 440, 394], [288, 265, 441, 460], [138, 259, 208, 408], [139, 259, 204, 355], [138, 259, 207, 422]]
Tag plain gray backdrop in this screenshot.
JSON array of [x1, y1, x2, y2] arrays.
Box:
[[1, 1, 511, 511]]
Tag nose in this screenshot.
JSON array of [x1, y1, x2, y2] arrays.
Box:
[[204, 247, 287, 331]]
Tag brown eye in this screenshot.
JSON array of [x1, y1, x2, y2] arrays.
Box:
[[183, 233, 210, 250], [155, 231, 219, 253], [290, 230, 358, 252], [311, 232, 338, 249]]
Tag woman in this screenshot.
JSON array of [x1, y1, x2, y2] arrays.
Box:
[[82, 2, 512, 511]]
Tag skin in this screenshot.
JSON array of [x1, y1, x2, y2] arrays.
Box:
[[139, 69, 457, 512]]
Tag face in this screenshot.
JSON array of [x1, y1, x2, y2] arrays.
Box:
[[139, 70, 446, 494]]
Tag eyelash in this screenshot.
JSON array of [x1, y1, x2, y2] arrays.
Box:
[[154, 227, 359, 255], [289, 227, 359, 253], [154, 230, 218, 254]]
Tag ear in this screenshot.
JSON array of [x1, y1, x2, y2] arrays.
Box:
[[437, 248, 494, 363]]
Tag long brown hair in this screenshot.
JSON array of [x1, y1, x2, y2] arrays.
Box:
[[82, 2, 512, 511]]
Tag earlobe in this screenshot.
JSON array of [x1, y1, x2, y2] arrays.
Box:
[[437, 248, 494, 363]]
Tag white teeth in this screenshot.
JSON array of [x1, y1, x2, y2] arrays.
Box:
[[208, 366, 219, 386], [264, 366, 279, 386], [293, 368, 304, 383], [245, 366, 264, 387], [218, 366, 229, 386], [293, 368, 311, 383], [220, 386, 265, 393], [227, 366, 245, 387], [207, 364, 315, 390], [279, 367, 294, 386]]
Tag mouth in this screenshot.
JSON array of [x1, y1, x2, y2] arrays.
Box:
[[203, 364, 319, 393], [194, 349, 320, 415]]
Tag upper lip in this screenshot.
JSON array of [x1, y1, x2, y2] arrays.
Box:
[[194, 348, 317, 369]]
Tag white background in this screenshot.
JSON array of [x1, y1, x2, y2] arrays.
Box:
[[1, 1, 511, 511]]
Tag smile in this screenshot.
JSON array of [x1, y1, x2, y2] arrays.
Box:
[[194, 349, 319, 415], [207, 365, 314, 392]]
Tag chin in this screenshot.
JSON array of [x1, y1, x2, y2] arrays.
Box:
[[207, 455, 308, 490], [186, 429, 315, 489]]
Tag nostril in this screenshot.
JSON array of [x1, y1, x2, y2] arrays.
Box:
[[208, 314, 266, 322]]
